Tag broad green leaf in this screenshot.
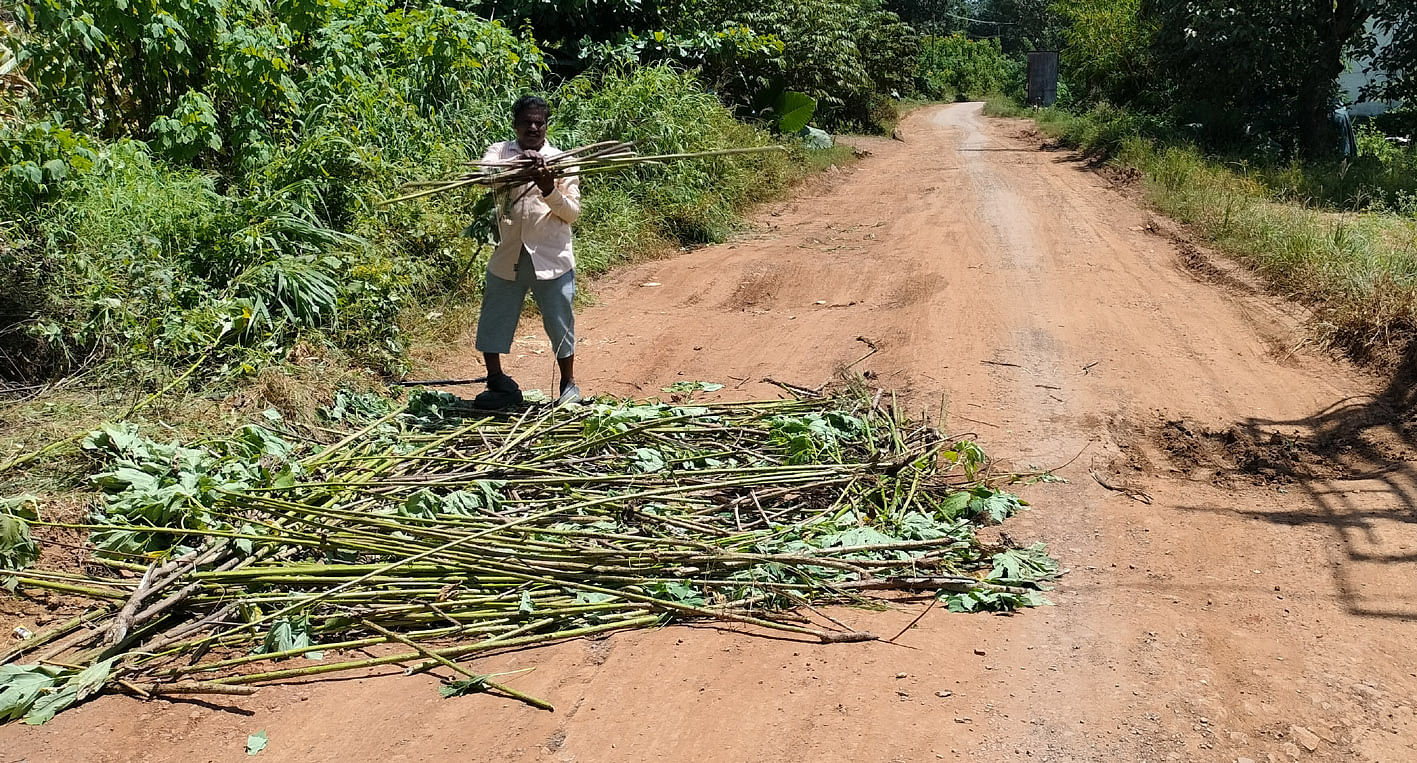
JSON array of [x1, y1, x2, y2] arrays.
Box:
[[774, 91, 817, 134], [0, 665, 59, 723], [896, 511, 959, 541], [23, 685, 78, 725], [441, 490, 485, 516], [439, 677, 488, 698], [989, 543, 1060, 584], [574, 591, 617, 605], [21, 658, 114, 725], [941, 591, 980, 613], [939, 492, 972, 519], [819, 526, 896, 552], [70, 658, 115, 700], [630, 447, 667, 473], [400, 490, 442, 519], [256, 616, 312, 657], [41, 158, 68, 181], [647, 581, 704, 606], [0, 495, 39, 521], [0, 513, 39, 573], [969, 491, 1026, 524]]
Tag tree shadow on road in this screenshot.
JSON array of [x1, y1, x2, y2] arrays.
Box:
[[1171, 340, 1417, 620]]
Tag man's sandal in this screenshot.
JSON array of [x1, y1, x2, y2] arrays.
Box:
[[555, 383, 581, 407], [473, 373, 524, 410]]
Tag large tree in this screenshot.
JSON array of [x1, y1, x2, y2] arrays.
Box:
[[969, 0, 1064, 54], [1369, 6, 1417, 106], [1051, 0, 1155, 105], [1146, 1, 1414, 156]]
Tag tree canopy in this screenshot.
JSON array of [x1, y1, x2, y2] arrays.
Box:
[[1049, 0, 1417, 155]]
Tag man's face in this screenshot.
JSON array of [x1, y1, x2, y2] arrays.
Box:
[[514, 108, 549, 150]]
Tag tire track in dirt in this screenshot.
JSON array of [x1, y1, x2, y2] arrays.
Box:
[[6, 103, 1417, 763]]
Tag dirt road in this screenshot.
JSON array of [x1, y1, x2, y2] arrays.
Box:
[[7, 103, 1417, 762]]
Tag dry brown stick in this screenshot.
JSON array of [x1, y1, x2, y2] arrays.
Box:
[[750, 491, 771, 527], [781, 591, 858, 633], [133, 681, 260, 697], [950, 413, 1000, 429], [382, 145, 784, 206], [999, 441, 1092, 484], [137, 604, 239, 654], [762, 377, 824, 397], [886, 597, 938, 643], [1, 605, 115, 665], [105, 562, 158, 646], [34, 620, 110, 664], [104, 546, 217, 646], [133, 553, 244, 627], [1089, 469, 1153, 504], [844, 336, 880, 371]]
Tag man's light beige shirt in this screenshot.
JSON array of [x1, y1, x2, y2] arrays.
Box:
[[482, 140, 581, 281]]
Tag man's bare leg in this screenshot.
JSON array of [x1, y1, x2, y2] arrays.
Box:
[[557, 354, 574, 394]]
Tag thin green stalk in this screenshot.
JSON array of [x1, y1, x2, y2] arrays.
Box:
[[208, 616, 659, 685], [361, 620, 554, 711]]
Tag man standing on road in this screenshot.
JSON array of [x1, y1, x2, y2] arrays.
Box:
[[473, 95, 581, 409]]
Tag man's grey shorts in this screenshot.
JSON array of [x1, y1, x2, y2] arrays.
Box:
[[475, 250, 576, 358]]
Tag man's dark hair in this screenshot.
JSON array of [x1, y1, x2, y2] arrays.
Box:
[[513, 95, 550, 124]]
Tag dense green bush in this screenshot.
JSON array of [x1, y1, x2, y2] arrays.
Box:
[[554, 66, 802, 266], [1050, 0, 1153, 105], [579, 25, 787, 114], [1, 2, 811, 385], [916, 34, 1023, 102], [492, 0, 920, 130]]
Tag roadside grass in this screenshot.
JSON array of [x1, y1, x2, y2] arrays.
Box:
[[0, 389, 225, 496], [986, 97, 1417, 368], [1124, 140, 1417, 363]]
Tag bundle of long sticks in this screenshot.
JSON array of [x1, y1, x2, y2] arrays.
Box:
[[377, 140, 787, 206]]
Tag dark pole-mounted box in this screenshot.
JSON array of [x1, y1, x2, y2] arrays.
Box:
[[1027, 51, 1060, 107]]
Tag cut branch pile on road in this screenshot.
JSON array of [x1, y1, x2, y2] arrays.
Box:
[[0, 387, 1058, 722]]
